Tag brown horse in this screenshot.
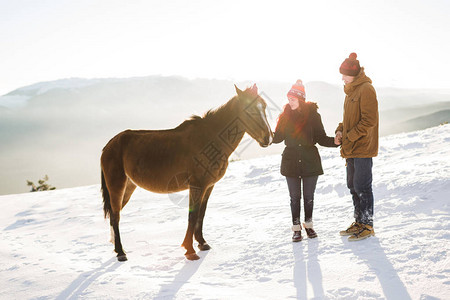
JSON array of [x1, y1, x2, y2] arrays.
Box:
[[101, 84, 273, 261]]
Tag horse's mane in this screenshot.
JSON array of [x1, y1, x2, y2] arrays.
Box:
[[175, 96, 238, 130]]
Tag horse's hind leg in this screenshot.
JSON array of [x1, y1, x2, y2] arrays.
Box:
[[110, 210, 127, 261], [111, 180, 136, 254], [182, 185, 206, 260], [107, 175, 128, 261], [195, 185, 214, 251]]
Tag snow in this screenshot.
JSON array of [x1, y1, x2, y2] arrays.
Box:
[[1, 125, 449, 300]]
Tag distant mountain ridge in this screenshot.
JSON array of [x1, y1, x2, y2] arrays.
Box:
[[0, 76, 449, 195], [393, 109, 450, 134], [380, 102, 450, 135], [2, 75, 449, 135], [2, 76, 450, 110]]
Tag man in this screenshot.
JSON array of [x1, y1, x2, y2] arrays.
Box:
[[335, 52, 379, 241]]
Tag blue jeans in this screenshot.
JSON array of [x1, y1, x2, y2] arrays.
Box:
[[346, 158, 374, 226], [286, 176, 319, 225]]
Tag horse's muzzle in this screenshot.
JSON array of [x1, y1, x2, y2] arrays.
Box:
[[260, 134, 273, 147]]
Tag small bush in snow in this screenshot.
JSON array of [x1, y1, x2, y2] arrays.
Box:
[[27, 175, 56, 192]]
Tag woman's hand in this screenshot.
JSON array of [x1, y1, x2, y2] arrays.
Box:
[[334, 131, 342, 145]]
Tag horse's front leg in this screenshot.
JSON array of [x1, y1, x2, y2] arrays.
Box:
[[182, 185, 205, 260], [195, 185, 214, 251]]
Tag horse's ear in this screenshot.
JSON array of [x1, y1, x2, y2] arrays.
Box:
[[250, 84, 258, 94], [234, 84, 243, 97]]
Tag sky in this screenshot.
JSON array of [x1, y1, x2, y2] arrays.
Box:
[[1, 0, 450, 96]]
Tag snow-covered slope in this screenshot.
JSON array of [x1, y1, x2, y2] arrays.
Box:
[[1, 125, 449, 299]]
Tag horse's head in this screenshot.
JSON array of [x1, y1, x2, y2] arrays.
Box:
[[235, 84, 273, 147]]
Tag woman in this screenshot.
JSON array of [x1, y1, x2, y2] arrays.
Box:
[[273, 80, 338, 242]]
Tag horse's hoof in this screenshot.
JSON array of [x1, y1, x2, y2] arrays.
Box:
[[117, 254, 128, 262], [185, 252, 200, 260], [198, 243, 211, 251]]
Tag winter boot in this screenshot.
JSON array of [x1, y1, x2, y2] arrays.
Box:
[[339, 221, 362, 236], [303, 222, 317, 238], [292, 224, 303, 242], [348, 224, 375, 241]]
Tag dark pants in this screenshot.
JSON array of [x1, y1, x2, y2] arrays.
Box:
[[346, 158, 374, 226], [286, 176, 318, 225]]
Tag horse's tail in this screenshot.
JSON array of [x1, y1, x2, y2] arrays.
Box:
[[101, 168, 112, 219]]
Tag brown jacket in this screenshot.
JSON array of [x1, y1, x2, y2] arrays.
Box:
[[336, 68, 379, 158]]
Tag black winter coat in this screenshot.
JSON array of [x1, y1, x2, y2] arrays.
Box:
[[273, 102, 338, 178]]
